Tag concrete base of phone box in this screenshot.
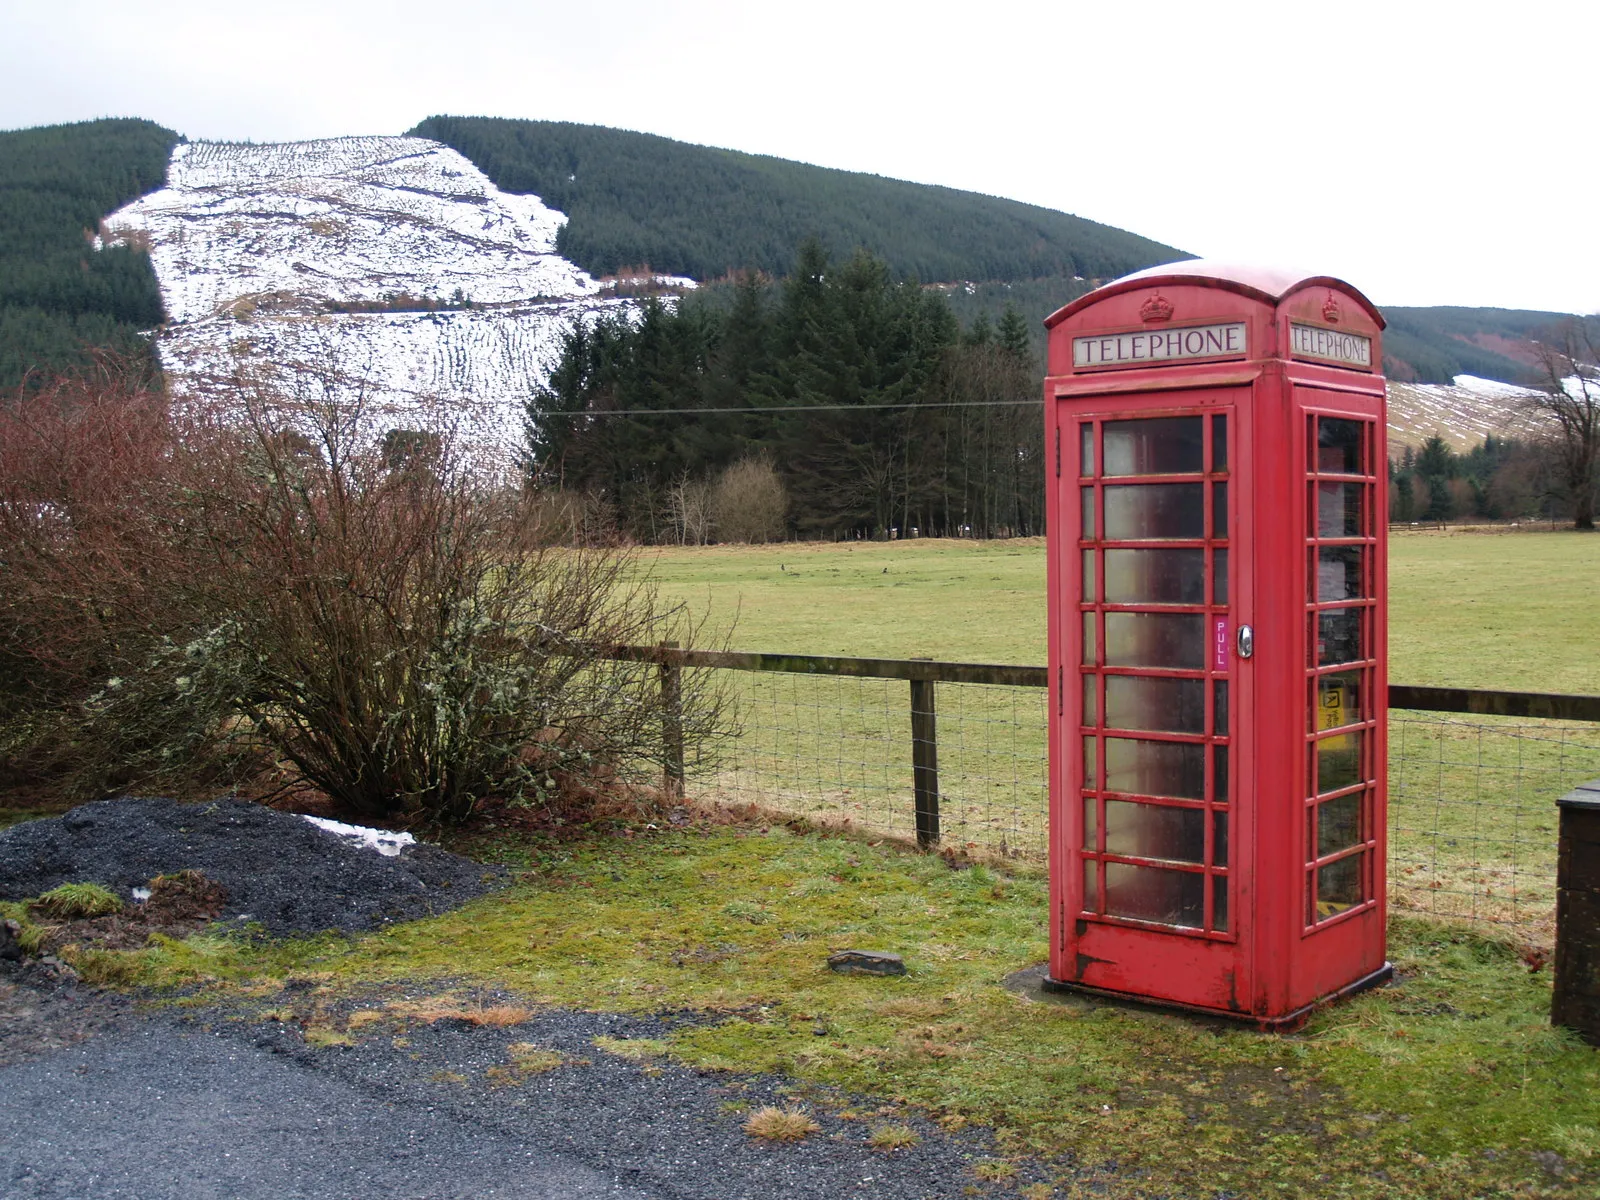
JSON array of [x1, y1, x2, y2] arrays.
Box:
[[1034, 962, 1395, 1032]]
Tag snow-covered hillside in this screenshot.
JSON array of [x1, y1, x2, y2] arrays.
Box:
[[104, 136, 671, 474], [1385, 374, 1544, 455]]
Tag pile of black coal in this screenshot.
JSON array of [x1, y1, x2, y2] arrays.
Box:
[[0, 797, 507, 937]]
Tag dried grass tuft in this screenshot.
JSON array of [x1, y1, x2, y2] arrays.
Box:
[[743, 1106, 820, 1142]]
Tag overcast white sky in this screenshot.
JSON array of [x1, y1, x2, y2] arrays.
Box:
[[3, 0, 1594, 313]]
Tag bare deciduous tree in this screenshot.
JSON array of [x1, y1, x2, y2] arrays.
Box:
[[665, 471, 714, 545], [1529, 318, 1600, 530]]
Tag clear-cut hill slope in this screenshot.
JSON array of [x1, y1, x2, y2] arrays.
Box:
[[104, 136, 650, 472], [1385, 375, 1545, 455]]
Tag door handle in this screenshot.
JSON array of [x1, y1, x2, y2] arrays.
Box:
[[1236, 624, 1254, 659]]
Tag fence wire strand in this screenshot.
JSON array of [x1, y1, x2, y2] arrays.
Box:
[[688, 669, 1600, 946]]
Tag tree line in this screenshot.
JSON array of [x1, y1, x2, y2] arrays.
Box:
[[1390, 433, 1577, 524], [0, 117, 178, 387], [526, 241, 1044, 542]]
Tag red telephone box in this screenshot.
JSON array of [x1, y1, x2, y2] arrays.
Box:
[[1043, 261, 1390, 1028]]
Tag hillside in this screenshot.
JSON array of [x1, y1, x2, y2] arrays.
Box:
[[0, 117, 179, 386], [410, 117, 1582, 388], [103, 136, 635, 472], [1380, 306, 1566, 386], [407, 116, 1185, 286]]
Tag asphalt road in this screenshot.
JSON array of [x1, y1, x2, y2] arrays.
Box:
[[3, 1018, 659, 1200], [0, 970, 1004, 1200]]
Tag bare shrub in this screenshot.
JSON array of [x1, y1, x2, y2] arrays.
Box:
[[0, 361, 731, 825], [0, 367, 193, 784], [710, 454, 787, 543], [666, 470, 714, 545]]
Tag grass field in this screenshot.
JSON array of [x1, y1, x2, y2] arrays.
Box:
[[645, 529, 1600, 692], [643, 530, 1600, 939]]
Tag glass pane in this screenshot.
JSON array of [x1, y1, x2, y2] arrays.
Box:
[[1103, 548, 1205, 604], [1081, 487, 1095, 539], [1316, 545, 1365, 601], [1318, 793, 1362, 858], [1317, 607, 1363, 666], [1105, 676, 1205, 733], [1105, 737, 1206, 800], [1103, 483, 1204, 540], [1082, 610, 1095, 665], [1082, 674, 1098, 725], [1104, 862, 1204, 927], [1317, 482, 1364, 537], [1083, 736, 1097, 788], [1213, 743, 1229, 803], [1315, 852, 1365, 921], [1315, 670, 1362, 733], [1317, 730, 1363, 794], [1102, 417, 1203, 476], [1081, 549, 1096, 602], [1212, 481, 1228, 538], [1105, 613, 1206, 668], [1211, 413, 1227, 472], [1318, 418, 1366, 475], [1083, 861, 1099, 911], [1212, 875, 1229, 932], [1080, 424, 1095, 477], [1213, 809, 1229, 867], [1082, 796, 1098, 850], [1105, 799, 1205, 863], [1213, 547, 1229, 605], [1213, 680, 1230, 736]]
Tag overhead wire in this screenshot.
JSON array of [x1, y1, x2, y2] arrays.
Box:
[[540, 398, 1044, 416]]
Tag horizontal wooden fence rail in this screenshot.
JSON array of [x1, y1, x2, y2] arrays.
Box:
[[615, 644, 1600, 857], [607, 645, 1049, 688], [615, 642, 1599, 718]]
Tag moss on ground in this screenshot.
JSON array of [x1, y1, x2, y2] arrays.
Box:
[[86, 820, 1598, 1199]]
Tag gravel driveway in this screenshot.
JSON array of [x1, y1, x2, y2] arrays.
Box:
[[1, 966, 1015, 1200]]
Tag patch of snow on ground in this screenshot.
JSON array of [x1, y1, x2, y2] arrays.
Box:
[[301, 815, 417, 857], [1452, 374, 1540, 398], [103, 136, 648, 475]]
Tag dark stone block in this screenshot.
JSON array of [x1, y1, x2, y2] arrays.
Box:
[[827, 950, 906, 976]]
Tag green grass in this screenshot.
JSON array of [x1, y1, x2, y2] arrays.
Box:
[[108, 824, 1598, 1199], [647, 529, 1600, 692]]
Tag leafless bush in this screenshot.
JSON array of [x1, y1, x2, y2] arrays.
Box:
[[710, 454, 787, 543], [0, 363, 731, 824], [665, 471, 713, 545], [0, 367, 194, 784]]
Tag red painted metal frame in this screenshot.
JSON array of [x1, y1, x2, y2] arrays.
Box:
[[1042, 261, 1390, 1027]]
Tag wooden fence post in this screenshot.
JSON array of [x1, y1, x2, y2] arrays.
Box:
[[660, 641, 685, 801], [1554, 778, 1600, 1046], [910, 660, 940, 849]]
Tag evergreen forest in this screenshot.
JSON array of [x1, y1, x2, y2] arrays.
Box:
[[408, 115, 1184, 288], [527, 242, 1044, 542], [0, 118, 179, 388]]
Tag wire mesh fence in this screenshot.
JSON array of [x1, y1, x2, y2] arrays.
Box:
[[1388, 713, 1600, 944], [693, 672, 1050, 858], [671, 653, 1600, 947]]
